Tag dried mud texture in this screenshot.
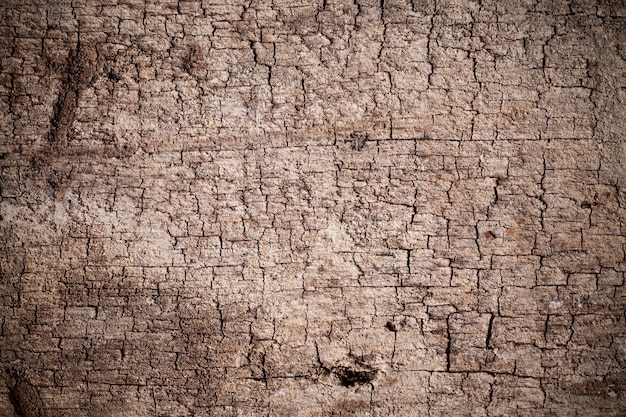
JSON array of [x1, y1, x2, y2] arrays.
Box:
[[1, 0, 625, 416]]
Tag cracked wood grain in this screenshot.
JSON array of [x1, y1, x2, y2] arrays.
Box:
[[0, 0, 625, 416]]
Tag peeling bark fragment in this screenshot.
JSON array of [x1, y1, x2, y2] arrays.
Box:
[[333, 366, 378, 387], [6, 369, 43, 417], [48, 42, 97, 146], [350, 133, 367, 151]]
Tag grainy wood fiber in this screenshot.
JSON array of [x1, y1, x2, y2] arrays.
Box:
[[1, 0, 625, 416]]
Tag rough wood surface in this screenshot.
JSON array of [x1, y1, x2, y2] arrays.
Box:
[[1, 0, 625, 416]]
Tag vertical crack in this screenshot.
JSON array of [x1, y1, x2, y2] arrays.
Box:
[[445, 314, 452, 371], [486, 313, 494, 348]]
